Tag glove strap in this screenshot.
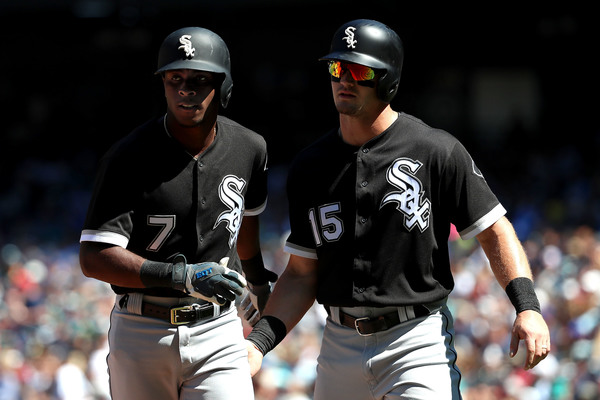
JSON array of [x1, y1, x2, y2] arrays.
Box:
[[171, 254, 187, 292]]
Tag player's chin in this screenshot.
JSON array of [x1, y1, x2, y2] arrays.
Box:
[[335, 101, 361, 116], [175, 107, 205, 124]]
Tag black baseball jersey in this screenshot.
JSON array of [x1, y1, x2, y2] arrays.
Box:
[[284, 112, 505, 307], [80, 115, 268, 297]]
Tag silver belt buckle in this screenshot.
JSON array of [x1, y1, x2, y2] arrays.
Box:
[[170, 305, 194, 325], [354, 316, 373, 336]]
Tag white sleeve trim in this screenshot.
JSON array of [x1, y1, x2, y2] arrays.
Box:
[[80, 230, 129, 248], [244, 198, 267, 216], [459, 204, 507, 240], [284, 242, 318, 259]]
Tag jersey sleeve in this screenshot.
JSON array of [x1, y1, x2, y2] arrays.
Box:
[[242, 138, 268, 216], [443, 141, 506, 240], [282, 158, 318, 259], [80, 153, 136, 247]]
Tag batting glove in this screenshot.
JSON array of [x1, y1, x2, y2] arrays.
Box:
[[174, 256, 247, 305], [240, 269, 278, 326]]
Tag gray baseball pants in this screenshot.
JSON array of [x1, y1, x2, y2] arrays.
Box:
[[107, 294, 254, 400], [314, 302, 462, 400]]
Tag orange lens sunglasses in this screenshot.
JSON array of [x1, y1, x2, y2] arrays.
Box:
[[328, 61, 376, 81]]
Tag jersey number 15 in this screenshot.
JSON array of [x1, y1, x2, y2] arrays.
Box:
[[308, 202, 344, 246]]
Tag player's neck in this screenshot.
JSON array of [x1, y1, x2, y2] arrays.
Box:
[[339, 106, 397, 147], [164, 114, 217, 158]]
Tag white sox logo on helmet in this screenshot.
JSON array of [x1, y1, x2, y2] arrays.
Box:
[[178, 34, 195, 58], [214, 175, 246, 248], [343, 27, 357, 48], [380, 158, 431, 233]]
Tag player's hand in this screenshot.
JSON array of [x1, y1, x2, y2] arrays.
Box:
[[185, 257, 247, 305], [509, 310, 551, 370], [246, 340, 264, 377], [240, 269, 278, 326]]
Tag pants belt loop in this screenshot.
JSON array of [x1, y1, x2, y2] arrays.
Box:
[[126, 293, 144, 315], [329, 306, 341, 324], [213, 303, 221, 318], [405, 305, 416, 321], [397, 306, 408, 323]]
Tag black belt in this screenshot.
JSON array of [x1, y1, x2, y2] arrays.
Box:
[[334, 305, 431, 336], [120, 294, 230, 325]]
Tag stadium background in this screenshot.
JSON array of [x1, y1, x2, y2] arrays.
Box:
[[0, 2, 598, 399]]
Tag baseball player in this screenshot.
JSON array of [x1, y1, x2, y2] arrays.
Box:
[[79, 27, 276, 400], [246, 19, 550, 399]]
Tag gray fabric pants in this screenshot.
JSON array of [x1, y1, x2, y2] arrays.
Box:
[[107, 294, 253, 400], [314, 302, 462, 400]]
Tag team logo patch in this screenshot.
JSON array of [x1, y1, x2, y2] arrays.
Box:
[[343, 27, 357, 48], [380, 158, 431, 232], [178, 34, 195, 58], [214, 175, 246, 248]]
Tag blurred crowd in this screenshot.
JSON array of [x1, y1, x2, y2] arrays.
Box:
[[1, 194, 600, 399]]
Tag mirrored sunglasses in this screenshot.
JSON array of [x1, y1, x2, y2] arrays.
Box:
[[328, 61, 376, 81]]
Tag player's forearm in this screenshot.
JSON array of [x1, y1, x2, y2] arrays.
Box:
[[476, 216, 532, 289], [237, 215, 261, 260], [246, 255, 317, 356], [262, 261, 318, 331], [79, 242, 146, 287]]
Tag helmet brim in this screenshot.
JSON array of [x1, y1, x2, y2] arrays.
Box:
[[319, 51, 388, 71], [155, 59, 229, 75]]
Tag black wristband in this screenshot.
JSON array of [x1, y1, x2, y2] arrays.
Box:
[[240, 252, 266, 284], [505, 277, 541, 314], [139, 260, 172, 288], [140, 254, 187, 290], [246, 316, 287, 355]]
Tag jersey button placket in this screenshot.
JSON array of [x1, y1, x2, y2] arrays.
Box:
[[196, 159, 205, 247], [357, 149, 370, 226]]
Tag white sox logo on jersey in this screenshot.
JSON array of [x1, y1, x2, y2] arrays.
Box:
[[343, 27, 357, 48], [380, 158, 431, 233], [214, 175, 246, 248], [178, 35, 195, 58]]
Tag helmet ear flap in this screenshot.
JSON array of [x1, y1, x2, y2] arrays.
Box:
[[375, 71, 400, 103], [221, 78, 233, 108]]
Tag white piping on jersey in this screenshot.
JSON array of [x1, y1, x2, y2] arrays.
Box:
[[244, 199, 268, 216], [163, 114, 172, 138], [459, 204, 506, 240], [80, 229, 129, 248], [284, 242, 318, 259]]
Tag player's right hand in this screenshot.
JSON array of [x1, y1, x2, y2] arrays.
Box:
[[184, 257, 247, 305]]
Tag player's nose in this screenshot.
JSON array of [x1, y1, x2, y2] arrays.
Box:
[[339, 70, 356, 84], [178, 88, 197, 96]]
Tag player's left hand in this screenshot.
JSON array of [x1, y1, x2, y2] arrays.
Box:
[[509, 310, 551, 370], [246, 340, 264, 377], [240, 269, 278, 326]]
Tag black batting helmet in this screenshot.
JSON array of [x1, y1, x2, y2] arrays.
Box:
[[320, 19, 403, 103], [156, 27, 233, 108]]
